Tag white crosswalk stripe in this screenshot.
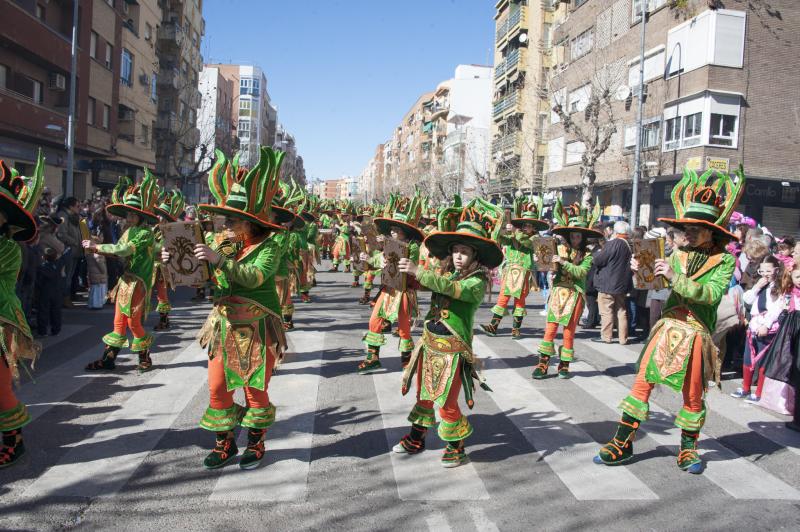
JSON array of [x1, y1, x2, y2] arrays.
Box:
[[372, 342, 490, 501], [209, 332, 326, 502], [22, 341, 208, 499], [517, 338, 800, 500], [473, 336, 659, 501]]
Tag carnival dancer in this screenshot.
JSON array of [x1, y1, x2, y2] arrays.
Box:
[[318, 203, 335, 260], [393, 198, 503, 467], [481, 194, 547, 339], [0, 153, 44, 468], [186, 147, 288, 470], [152, 189, 185, 330], [329, 202, 355, 273], [299, 194, 320, 302], [594, 167, 744, 474], [532, 199, 601, 379], [84, 171, 159, 373], [272, 183, 304, 332], [357, 192, 423, 373]]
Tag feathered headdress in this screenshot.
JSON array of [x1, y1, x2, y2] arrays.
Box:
[[154, 189, 186, 222], [512, 194, 548, 231], [374, 188, 425, 241], [425, 197, 504, 269], [0, 148, 45, 241], [658, 166, 746, 241], [551, 197, 603, 239], [106, 169, 160, 224]]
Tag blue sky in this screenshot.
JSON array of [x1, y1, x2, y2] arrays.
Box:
[[203, 0, 495, 181]]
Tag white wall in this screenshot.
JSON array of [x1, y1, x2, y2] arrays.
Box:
[[196, 67, 219, 163]]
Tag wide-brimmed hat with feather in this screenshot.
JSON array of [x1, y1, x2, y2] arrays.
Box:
[[106, 169, 160, 224], [154, 189, 186, 222], [551, 198, 603, 239], [658, 166, 745, 242], [374, 189, 425, 242], [511, 194, 549, 231], [424, 197, 504, 269], [198, 147, 286, 231], [0, 149, 45, 242]]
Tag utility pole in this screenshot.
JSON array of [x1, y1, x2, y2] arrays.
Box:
[[65, 0, 79, 197], [630, 0, 647, 228]]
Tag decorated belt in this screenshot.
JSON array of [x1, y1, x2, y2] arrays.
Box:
[[215, 296, 279, 324], [663, 307, 707, 332], [422, 328, 471, 357]]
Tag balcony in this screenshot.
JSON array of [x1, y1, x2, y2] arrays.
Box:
[[494, 60, 507, 80], [492, 91, 520, 120], [491, 132, 522, 154], [488, 176, 516, 196], [495, 15, 509, 43], [156, 112, 180, 134], [157, 22, 185, 48], [0, 87, 68, 142], [158, 68, 180, 89]]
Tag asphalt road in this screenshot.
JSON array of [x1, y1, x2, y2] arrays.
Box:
[[2, 262, 800, 531]]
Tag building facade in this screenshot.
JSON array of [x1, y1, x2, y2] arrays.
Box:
[[543, 0, 800, 235], [155, 0, 204, 199], [274, 123, 306, 185]]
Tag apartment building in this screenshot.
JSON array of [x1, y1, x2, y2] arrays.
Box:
[[155, 0, 204, 196], [196, 66, 236, 167], [544, 0, 800, 234], [274, 124, 306, 185], [487, 0, 549, 201]]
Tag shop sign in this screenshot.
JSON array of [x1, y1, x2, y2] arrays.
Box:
[[705, 157, 730, 173], [685, 157, 702, 171]]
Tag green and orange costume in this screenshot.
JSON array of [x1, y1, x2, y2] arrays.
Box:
[[196, 147, 288, 470], [152, 189, 186, 330], [594, 166, 745, 474], [394, 198, 503, 467], [86, 172, 159, 373], [0, 152, 44, 469]]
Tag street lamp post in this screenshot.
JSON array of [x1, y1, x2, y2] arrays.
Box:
[[65, 0, 79, 197], [630, 0, 647, 228]]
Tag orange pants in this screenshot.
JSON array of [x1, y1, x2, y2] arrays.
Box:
[[369, 292, 412, 342], [495, 283, 530, 312], [113, 282, 147, 340], [207, 351, 275, 410], [156, 276, 169, 308], [415, 358, 463, 424], [631, 335, 704, 413], [543, 299, 584, 352], [0, 354, 18, 412]]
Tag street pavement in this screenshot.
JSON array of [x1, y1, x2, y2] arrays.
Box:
[[2, 262, 800, 531]]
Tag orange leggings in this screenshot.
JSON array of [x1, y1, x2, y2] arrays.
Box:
[[630, 335, 704, 413], [207, 350, 275, 410], [495, 285, 530, 312], [415, 358, 463, 424], [0, 354, 18, 412], [543, 299, 584, 351], [113, 283, 147, 340], [368, 292, 411, 341], [156, 276, 168, 308]]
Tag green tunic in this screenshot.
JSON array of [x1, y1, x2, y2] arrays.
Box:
[[546, 245, 592, 326], [497, 231, 533, 298], [0, 237, 36, 371], [97, 225, 155, 289], [417, 268, 487, 344]]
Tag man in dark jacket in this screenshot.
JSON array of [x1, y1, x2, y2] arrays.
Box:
[[592, 221, 632, 344]]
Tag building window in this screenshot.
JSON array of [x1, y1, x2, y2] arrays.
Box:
[[666, 9, 746, 77], [240, 77, 260, 97], [90, 32, 98, 59], [570, 28, 594, 61], [632, 0, 667, 23], [664, 117, 680, 150], [565, 141, 586, 166], [709, 113, 737, 147], [102, 104, 110, 129], [31, 78, 43, 104], [568, 84, 591, 114], [141, 124, 149, 145], [239, 99, 252, 116], [35, 4, 45, 20], [87, 97, 96, 125], [105, 43, 113, 69], [624, 117, 661, 150], [547, 136, 564, 173], [144, 23, 152, 41], [150, 73, 157, 101], [121, 49, 133, 86], [628, 48, 665, 86], [682, 112, 702, 147]]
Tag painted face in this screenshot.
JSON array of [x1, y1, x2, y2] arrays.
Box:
[[683, 226, 713, 247], [569, 232, 583, 248], [390, 226, 407, 241], [223, 216, 247, 238], [451, 243, 476, 271]]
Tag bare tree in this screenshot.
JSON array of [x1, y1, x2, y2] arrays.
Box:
[[549, 56, 626, 207]]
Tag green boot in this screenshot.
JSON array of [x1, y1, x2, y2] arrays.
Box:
[[0, 429, 26, 469], [441, 439, 467, 468], [593, 413, 640, 466], [392, 424, 427, 455], [203, 431, 238, 470], [557, 361, 571, 379], [358, 346, 382, 374], [480, 313, 503, 337], [239, 428, 267, 470], [677, 430, 703, 474], [85, 345, 120, 371], [511, 315, 523, 340], [532, 355, 550, 379]]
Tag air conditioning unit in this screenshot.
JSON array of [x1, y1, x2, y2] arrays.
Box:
[[48, 73, 66, 91], [139, 73, 150, 86]]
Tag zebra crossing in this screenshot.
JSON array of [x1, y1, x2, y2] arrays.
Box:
[[2, 281, 800, 530]]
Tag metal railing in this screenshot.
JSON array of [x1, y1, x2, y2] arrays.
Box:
[[491, 132, 520, 153], [493, 91, 519, 117]]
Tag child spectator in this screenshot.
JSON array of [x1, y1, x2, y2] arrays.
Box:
[[36, 247, 63, 337], [86, 236, 108, 310], [731, 256, 784, 402], [775, 237, 796, 270]]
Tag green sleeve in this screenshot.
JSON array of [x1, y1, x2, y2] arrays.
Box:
[[670, 253, 734, 306], [408, 242, 420, 262], [415, 269, 486, 303], [515, 232, 533, 250], [497, 233, 513, 246], [560, 254, 592, 281], [0, 239, 21, 283], [217, 239, 280, 289], [97, 230, 147, 258]]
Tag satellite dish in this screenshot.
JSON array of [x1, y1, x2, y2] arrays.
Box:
[[518, 33, 528, 43], [615, 85, 632, 101]]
